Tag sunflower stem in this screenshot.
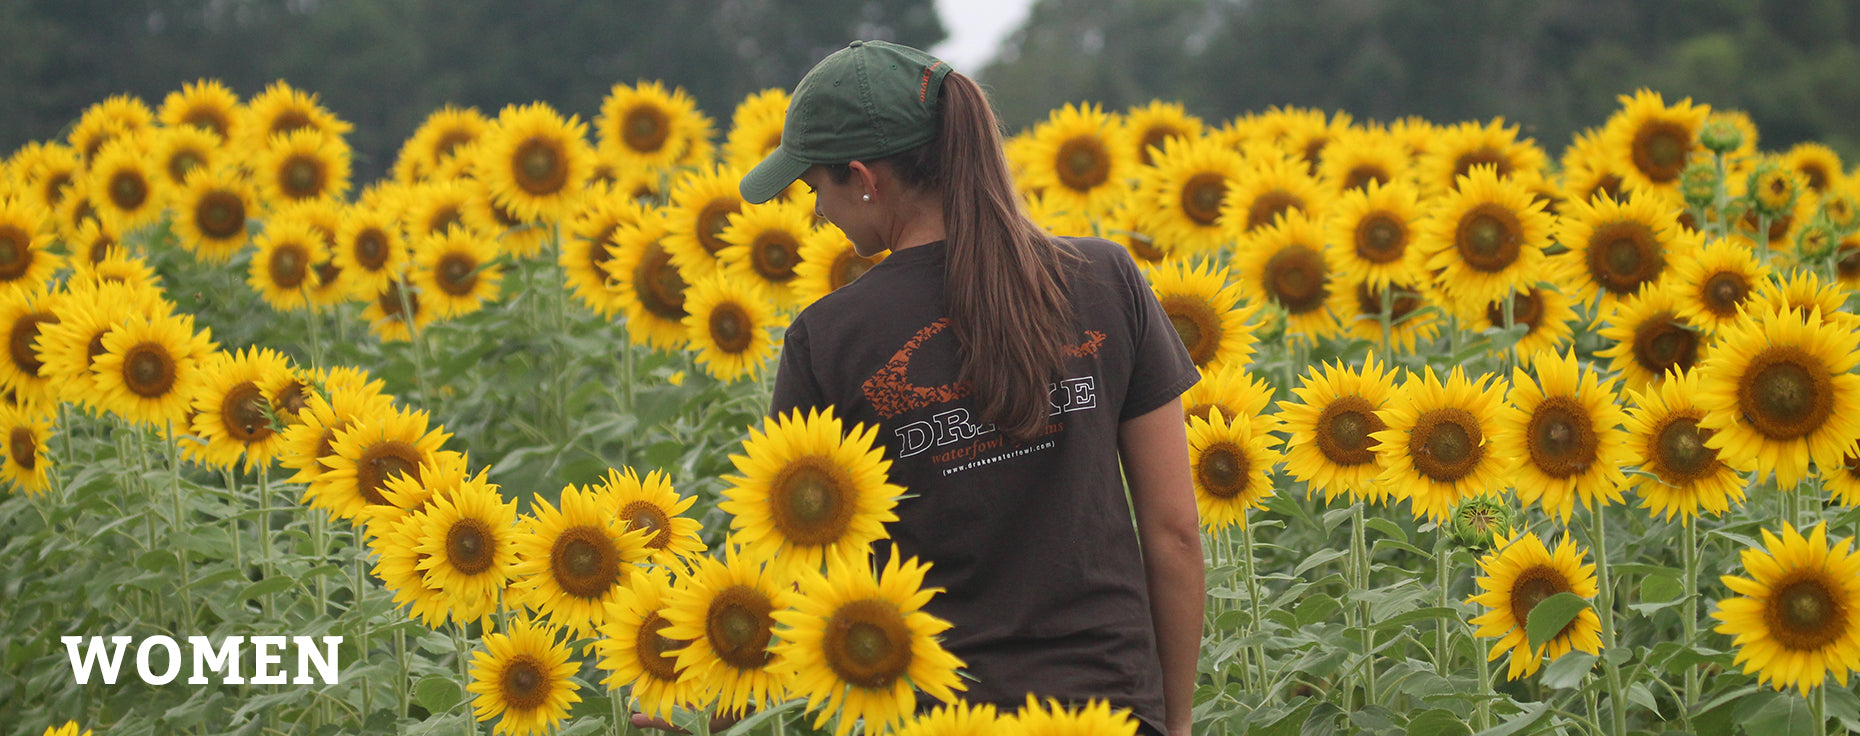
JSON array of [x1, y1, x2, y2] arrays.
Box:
[[166, 419, 195, 635], [451, 624, 476, 733], [1755, 215, 1773, 268], [395, 271, 432, 407], [1434, 528, 1451, 677], [1681, 518, 1700, 721], [301, 284, 324, 372], [1239, 511, 1266, 692], [1473, 625, 1493, 731], [1812, 684, 1827, 736], [1588, 506, 1628, 736], [1378, 285, 1394, 360], [611, 684, 630, 735], [1352, 501, 1377, 706], [1711, 152, 1731, 241]]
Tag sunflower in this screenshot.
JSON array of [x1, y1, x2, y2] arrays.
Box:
[[1558, 128, 1632, 208], [91, 313, 216, 428], [86, 136, 166, 233], [660, 546, 794, 717], [1694, 304, 1860, 488], [1704, 109, 1761, 162], [280, 380, 393, 490], [1122, 101, 1203, 168], [355, 451, 473, 548], [38, 722, 90, 736], [187, 347, 296, 471], [1096, 203, 1171, 268], [1713, 522, 1860, 694], [682, 273, 778, 382], [1748, 270, 1859, 333], [1181, 364, 1273, 428], [1598, 90, 1708, 196], [774, 548, 966, 736], [66, 219, 122, 273], [1146, 259, 1256, 372], [1018, 102, 1134, 219], [158, 79, 242, 142], [467, 617, 581, 736], [148, 124, 223, 194], [597, 81, 710, 172], [1623, 368, 1744, 524], [1496, 351, 1630, 521], [477, 103, 593, 223], [1466, 532, 1603, 680], [720, 407, 901, 578], [252, 128, 351, 206], [1004, 696, 1141, 736], [361, 279, 438, 343], [603, 466, 706, 565], [511, 481, 652, 636], [51, 179, 102, 245], [1234, 212, 1338, 342], [34, 283, 159, 413], [562, 192, 647, 317], [1594, 283, 1706, 392], [717, 199, 818, 309], [724, 87, 792, 174], [1318, 126, 1412, 195], [595, 567, 695, 719], [1417, 165, 1554, 313], [413, 227, 503, 319], [1187, 408, 1279, 531], [1221, 147, 1329, 237], [1555, 192, 1690, 309], [1372, 366, 1511, 521], [412, 470, 517, 617], [1022, 191, 1098, 238], [1671, 236, 1770, 335], [1324, 179, 1424, 289], [1415, 118, 1549, 195], [0, 198, 61, 293], [313, 404, 450, 523], [1333, 277, 1438, 355], [0, 405, 54, 495], [240, 81, 352, 151], [607, 211, 693, 351], [368, 502, 452, 624], [791, 229, 886, 308], [248, 218, 327, 312], [69, 94, 151, 162], [663, 165, 747, 282], [895, 700, 1003, 736], [334, 204, 410, 299], [394, 179, 477, 242], [1132, 136, 1247, 255], [12, 143, 83, 218], [70, 248, 160, 295], [394, 105, 490, 183], [171, 166, 254, 263], [1784, 143, 1843, 197], [1277, 357, 1398, 503]]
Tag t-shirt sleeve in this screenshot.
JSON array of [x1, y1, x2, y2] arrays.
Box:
[[769, 317, 828, 420], [1114, 249, 1201, 422]]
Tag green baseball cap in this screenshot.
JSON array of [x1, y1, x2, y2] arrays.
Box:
[[739, 40, 953, 204]]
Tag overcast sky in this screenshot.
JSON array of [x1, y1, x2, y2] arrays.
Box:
[[931, 0, 1037, 72]]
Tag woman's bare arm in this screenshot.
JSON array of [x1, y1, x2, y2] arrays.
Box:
[[1119, 397, 1204, 736]]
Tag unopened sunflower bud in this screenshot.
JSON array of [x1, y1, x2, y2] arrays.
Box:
[[1700, 119, 1743, 155], [1679, 161, 1718, 210], [1452, 495, 1516, 551], [1746, 161, 1798, 220], [1797, 222, 1837, 260]]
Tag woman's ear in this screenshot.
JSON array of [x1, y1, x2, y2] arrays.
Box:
[[847, 160, 882, 201]]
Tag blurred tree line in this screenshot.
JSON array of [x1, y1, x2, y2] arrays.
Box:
[[982, 0, 1860, 159], [0, 0, 945, 179]]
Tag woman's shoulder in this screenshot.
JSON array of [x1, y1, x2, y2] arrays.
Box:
[[1055, 235, 1145, 291]]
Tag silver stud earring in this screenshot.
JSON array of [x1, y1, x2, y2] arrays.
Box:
[[861, 194, 871, 202]]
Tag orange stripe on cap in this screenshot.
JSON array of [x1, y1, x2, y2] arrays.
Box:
[[920, 60, 946, 103]]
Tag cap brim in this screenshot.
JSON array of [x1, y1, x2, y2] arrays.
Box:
[[739, 145, 811, 205]]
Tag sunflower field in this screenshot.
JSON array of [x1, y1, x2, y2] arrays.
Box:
[[3, 76, 1860, 736]]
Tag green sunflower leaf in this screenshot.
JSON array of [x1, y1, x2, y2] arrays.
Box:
[[1524, 592, 1592, 651]]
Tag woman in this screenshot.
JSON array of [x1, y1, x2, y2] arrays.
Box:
[[674, 40, 1204, 736]]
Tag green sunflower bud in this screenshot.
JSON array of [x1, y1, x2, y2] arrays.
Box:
[[1746, 161, 1798, 220], [1679, 161, 1718, 211], [1699, 119, 1743, 155], [1452, 495, 1516, 552]]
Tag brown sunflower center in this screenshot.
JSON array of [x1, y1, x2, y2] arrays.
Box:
[[280, 156, 323, 200], [623, 106, 671, 153], [634, 243, 689, 320], [1356, 283, 1422, 323], [1180, 173, 1226, 226], [220, 381, 272, 443], [1354, 212, 1407, 264], [1587, 222, 1662, 295], [1246, 190, 1303, 231], [500, 655, 550, 711], [195, 191, 246, 240], [1737, 350, 1833, 441], [1632, 123, 1690, 183], [425, 207, 464, 237], [433, 130, 475, 161], [269, 110, 314, 138], [550, 525, 620, 599], [436, 253, 478, 296], [770, 460, 854, 546], [353, 228, 390, 270], [1840, 245, 1860, 281], [122, 343, 177, 398], [1314, 396, 1384, 466], [1653, 415, 1716, 481], [620, 499, 672, 550], [1453, 150, 1511, 183], [708, 303, 753, 353], [10, 427, 36, 470], [84, 332, 108, 370], [1526, 396, 1596, 478], [86, 235, 115, 266], [8, 312, 55, 377], [636, 613, 686, 681], [706, 585, 775, 670], [446, 516, 496, 575], [1056, 136, 1111, 192], [314, 261, 343, 292], [696, 199, 740, 256], [1137, 126, 1180, 166], [269, 244, 309, 289], [1768, 577, 1846, 651], [0, 226, 26, 281], [109, 169, 148, 211], [1509, 566, 1573, 636], [1409, 408, 1483, 483], [514, 138, 568, 195], [1196, 443, 1248, 499], [830, 250, 876, 291], [824, 599, 914, 689], [752, 231, 800, 282], [1701, 271, 1750, 316], [376, 282, 421, 322], [167, 150, 205, 183], [1630, 313, 1699, 376], [1455, 204, 1522, 273], [1160, 296, 1221, 367], [183, 109, 229, 139], [1264, 246, 1328, 314], [1344, 165, 1390, 192], [357, 442, 422, 506]]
